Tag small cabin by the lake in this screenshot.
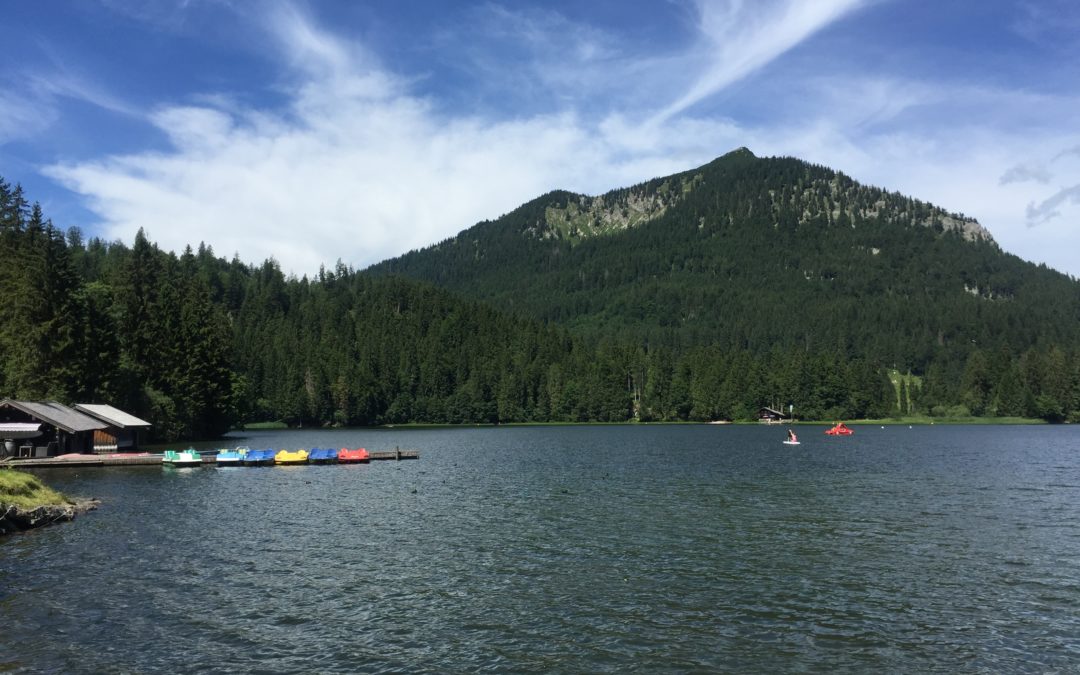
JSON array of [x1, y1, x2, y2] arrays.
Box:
[[758, 406, 791, 424], [0, 400, 107, 458]]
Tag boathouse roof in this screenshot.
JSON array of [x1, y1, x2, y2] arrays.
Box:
[[0, 400, 108, 434], [74, 403, 151, 429]]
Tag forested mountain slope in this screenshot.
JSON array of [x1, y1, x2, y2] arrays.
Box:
[[370, 149, 1080, 373]]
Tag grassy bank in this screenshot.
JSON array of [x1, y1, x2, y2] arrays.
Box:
[[0, 469, 71, 509]]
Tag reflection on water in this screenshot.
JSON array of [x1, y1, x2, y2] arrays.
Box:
[[3, 424, 1080, 672]]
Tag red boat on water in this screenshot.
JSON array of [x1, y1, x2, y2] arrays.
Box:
[[825, 423, 854, 436], [338, 448, 370, 463]]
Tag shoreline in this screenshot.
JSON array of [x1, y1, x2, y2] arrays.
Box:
[[232, 416, 1049, 432], [0, 497, 100, 536], [0, 469, 100, 536], [237, 416, 1049, 432]]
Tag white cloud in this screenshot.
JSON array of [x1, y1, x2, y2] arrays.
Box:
[[45, 71, 616, 273]]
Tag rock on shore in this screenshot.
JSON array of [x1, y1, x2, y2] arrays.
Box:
[[0, 498, 101, 536]]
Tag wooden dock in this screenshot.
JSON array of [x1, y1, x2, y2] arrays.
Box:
[[370, 448, 419, 461], [0, 448, 419, 469]]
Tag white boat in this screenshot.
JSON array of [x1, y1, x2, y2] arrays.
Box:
[[163, 448, 202, 467]]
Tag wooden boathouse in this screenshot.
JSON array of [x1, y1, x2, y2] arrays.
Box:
[[0, 400, 106, 458], [0, 400, 151, 459]]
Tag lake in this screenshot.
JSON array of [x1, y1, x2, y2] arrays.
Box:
[[3, 424, 1080, 673]]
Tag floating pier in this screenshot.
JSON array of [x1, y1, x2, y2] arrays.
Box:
[[0, 448, 419, 469], [370, 448, 419, 461]]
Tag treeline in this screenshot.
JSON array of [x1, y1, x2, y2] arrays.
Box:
[[3, 176, 1080, 441], [1, 179, 235, 439]]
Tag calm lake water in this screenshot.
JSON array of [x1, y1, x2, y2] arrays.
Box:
[[3, 424, 1080, 673]]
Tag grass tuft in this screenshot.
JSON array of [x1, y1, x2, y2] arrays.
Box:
[[0, 469, 71, 509]]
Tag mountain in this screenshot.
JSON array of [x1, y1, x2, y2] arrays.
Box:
[[368, 148, 1080, 373]]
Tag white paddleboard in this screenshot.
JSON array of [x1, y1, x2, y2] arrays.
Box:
[[783, 440, 800, 445]]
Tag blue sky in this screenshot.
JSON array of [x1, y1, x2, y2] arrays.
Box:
[[3, 0, 1080, 276]]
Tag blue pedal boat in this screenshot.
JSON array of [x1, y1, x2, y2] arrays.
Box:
[[242, 448, 276, 466], [308, 447, 339, 464], [215, 447, 247, 466]]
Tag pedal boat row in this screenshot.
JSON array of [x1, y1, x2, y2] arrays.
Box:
[[163, 447, 371, 467]]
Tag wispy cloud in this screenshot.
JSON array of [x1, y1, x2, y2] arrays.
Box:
[[0, 42, 141, 144], [0, 90, 58, 143], [433, 4, 672, 119], [267, 2, 368, 79], [1011, 0, 1080, 46], [995, 143, 1080, 228], [98, 0, 234, 33], [1000, 163, 1051, 185], [1026, 185, 1080, 226], [650, 0, 868, 123], [26, 69, 141, 118]]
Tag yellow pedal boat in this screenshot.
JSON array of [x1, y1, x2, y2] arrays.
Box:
[[274, 449, 309, 465]]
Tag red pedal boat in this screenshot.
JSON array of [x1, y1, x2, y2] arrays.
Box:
[[825, 423, 854, 436], [338, 448, 370, 463]]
